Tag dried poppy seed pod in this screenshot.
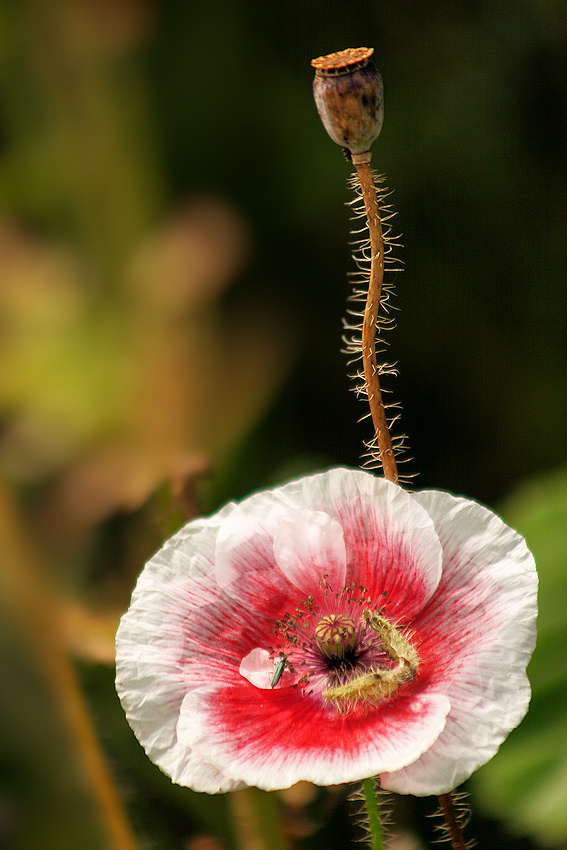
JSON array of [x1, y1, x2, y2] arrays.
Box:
[[311, 47, 383, 164]]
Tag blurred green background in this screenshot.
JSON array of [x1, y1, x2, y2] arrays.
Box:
[[0, 1, 566, 848]]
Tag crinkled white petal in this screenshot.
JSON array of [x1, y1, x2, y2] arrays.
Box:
[[115, 502, 243, 793], [116, 622, 241, 792], [381, 489, 538, 795]]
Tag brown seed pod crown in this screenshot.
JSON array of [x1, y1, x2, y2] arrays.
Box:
[[311, 48, 384, 157]]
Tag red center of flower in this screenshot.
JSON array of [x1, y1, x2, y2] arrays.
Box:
[[268, 579, 418, 708]]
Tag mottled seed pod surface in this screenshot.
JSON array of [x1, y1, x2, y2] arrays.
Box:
[[311, 47, 384, 157]]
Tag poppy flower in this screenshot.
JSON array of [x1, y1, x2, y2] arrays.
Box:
[[115, 468, 537, 795]]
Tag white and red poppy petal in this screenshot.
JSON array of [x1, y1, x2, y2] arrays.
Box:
[[412, 489, 537, 689], [381, 490, 538, 795], [214, 491, 279, 589], [116, 516, 233, 732], [177, 685, 450, 790], [152, 502, 238, 579], [116, 509, 272, 792], [278, 469, 443, 619], [116, 615, 241, 793], [270, 468, 442, 620], [214, 492, 302, 614], [380, 673, 531, 796], [273, 509, 347, 594], [215, 469, 442, 620], [117, 594, 264, 745]]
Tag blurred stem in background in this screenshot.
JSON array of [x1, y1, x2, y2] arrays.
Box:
[[0, 481, 138, 850], [230, 789, 289, 850], [0, 2, 158, 846]]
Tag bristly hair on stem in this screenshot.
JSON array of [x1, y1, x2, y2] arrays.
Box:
[[432, 791, 475, 850], [342, 163, 412, 482], [349, 779, 392, 850]]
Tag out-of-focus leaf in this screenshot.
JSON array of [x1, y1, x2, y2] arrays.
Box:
[[472, 466, 567, 846]]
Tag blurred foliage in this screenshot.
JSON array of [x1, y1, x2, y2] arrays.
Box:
[[473, 467, 567, 847], [0, 0, 565, 848]]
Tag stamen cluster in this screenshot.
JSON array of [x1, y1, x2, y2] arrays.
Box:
[[268, 579, 415, 707]]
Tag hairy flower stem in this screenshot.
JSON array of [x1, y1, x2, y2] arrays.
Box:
[[438, 792, 468, 850], [352, 154, 398, 484], [362, 778, 384, 850]]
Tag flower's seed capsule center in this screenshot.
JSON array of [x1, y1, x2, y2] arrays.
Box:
[[311, 46, 384, 156], [315, 614, 356, 659]]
